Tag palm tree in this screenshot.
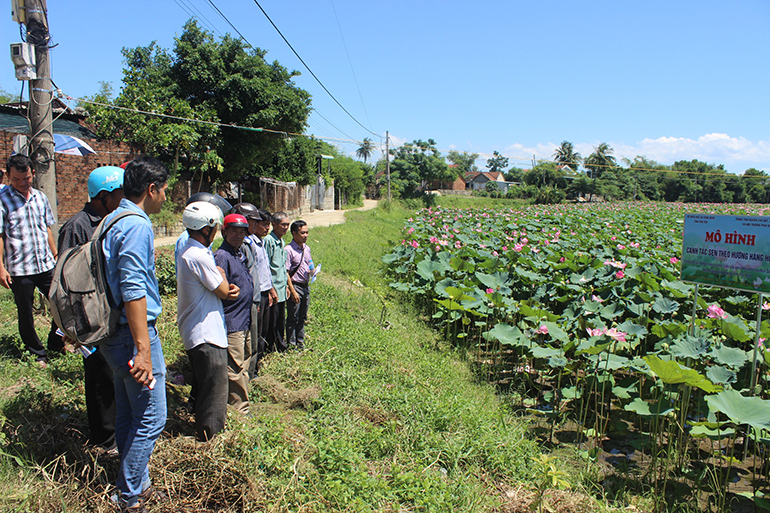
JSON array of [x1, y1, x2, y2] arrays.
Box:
[[356, 137, 375, 163], [584, 143, 617, 201], [552, 141, 582, 172]]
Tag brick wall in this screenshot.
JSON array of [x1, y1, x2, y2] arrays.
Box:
[[1, 130, 140, 222]]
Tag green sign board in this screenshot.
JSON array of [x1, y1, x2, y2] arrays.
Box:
[[681, 214, 770, 294]]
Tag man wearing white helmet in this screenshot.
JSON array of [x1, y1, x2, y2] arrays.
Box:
[[176, 201, 239, 441], [55, 165, 125, 453]]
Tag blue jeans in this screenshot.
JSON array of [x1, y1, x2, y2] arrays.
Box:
[[101, 324, 167, 508]]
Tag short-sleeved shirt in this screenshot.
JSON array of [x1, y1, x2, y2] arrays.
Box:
[[102, 198, 162, 324], [241, 238, 261, 302], [58, 203, 101, 253], [0, 185, 55, 276], [264, 231, 288, 302], [176, 238, 227, 350], [214, 240, 254, 333], [250, 234, 273, 293], [286, 241, 312, 285]]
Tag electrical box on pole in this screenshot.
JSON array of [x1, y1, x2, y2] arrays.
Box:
[[11, 0, 27, 23]]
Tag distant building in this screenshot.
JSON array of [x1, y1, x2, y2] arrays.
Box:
[[465, 170, 508, 192]]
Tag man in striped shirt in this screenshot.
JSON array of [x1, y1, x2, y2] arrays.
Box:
[[0, 154, 58, 365]]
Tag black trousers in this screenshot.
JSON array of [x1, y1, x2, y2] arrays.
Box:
[[83, 348, 116, 448], [286, 283, 309, 349], [266, 300, 287, 354], [9, 269, 61, 359], [187, 343, 228, 441]]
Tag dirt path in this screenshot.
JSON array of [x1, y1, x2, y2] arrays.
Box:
[[155, 199, 378, 247]]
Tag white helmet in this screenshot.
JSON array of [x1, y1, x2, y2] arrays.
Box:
[[183, 201, 223, 231]]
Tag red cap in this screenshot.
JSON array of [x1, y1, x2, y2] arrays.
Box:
[[223, 213, 249, 229], [119, 161, 131, 169]]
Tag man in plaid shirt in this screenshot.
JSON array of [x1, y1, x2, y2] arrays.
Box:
[[0, 155, 59, 365]]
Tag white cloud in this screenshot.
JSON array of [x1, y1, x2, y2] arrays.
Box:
[[575, 134, 770, 172]]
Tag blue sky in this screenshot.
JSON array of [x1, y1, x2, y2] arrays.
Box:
[[2, 0, 768, 173]]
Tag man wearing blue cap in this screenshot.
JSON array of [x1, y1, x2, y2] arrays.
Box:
[[55, 165, 125, 452]]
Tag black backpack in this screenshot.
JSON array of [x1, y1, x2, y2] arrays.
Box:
[[49, 211, 139, 345]]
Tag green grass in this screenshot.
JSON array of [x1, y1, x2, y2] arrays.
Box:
[[0, 202, 633, 512]]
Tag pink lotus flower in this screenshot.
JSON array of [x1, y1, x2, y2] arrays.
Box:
[[615, 270, 625, 279], [617, 244, 626, 250], [492, 251, 499, 257], [605, 328, 627, 343], [586, 327, 604, 337], [591, 295, 603, 303], [707, 304, 727, 319], [410, 240, 419, 248], [407, 227, 415, 234], [763, 302, 770, 311], [429, 236, 438, 244], [537, 325, 548, 335], [559, 257, 565, 262], [486, 288, 494, 294], [454, 241, 462, 249], [670, 257, 679, 264], [502, 246, 508, 251]]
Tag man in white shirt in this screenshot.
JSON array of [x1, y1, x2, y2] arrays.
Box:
[[176, 201, 239, 441]]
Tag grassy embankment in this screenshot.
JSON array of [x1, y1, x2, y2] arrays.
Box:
[[0, 199, 624, 512]]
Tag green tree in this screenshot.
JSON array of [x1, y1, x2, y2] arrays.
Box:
[[584, 143, 617, 201], [85, 20, 311, 186], [447, 150, 480, 176], [486, 150, 509, 175], [356, 137, 375, 163], [388, 139, 452, 198], [0, 85, 17, 104], [742, 168, 769, 203], [552, 141, 582, 172]]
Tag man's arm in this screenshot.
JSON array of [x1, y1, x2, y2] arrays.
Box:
[[214, 265, 239, 301], [125, 297, 153, 386], [47, 226, 57, 260], [287, 278, 299, 304], [0, 237, 10, 288]]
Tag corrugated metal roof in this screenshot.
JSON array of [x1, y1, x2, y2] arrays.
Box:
[[0, 106, 97, 139]]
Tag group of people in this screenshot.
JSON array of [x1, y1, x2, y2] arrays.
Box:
[[0, 154, 314, 513], [174, 193, 315, 441]]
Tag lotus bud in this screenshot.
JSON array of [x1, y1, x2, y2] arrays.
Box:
[[661, 343, 669, 352]]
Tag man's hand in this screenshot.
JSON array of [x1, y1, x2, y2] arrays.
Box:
[[269, 287, 277, 307], [129, 349, 154, 387], [290, 290, 300, 303], [226, 284, 240, 301], [0, 268, 12, 289]]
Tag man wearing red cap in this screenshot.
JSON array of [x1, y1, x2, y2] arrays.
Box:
[[214, 213, 254, 413]]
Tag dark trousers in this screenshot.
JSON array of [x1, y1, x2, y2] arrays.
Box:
[[83, 348, 116, 448], [253, 291, 271, 378], [286, 283, 309, 349], [247, 302, 260, 380], [266, 300, 286, 354], [187, 343, 228, 441], [9, 269, 61, 359]]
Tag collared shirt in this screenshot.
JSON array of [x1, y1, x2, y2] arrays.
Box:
[[102, 198, 162, 323], [214, 240, 254, 333], [264, 231, 288, 302], [0, 185, 55, 276], [58, 202, 102, 253], [176, 238, 227, 350], [286, 240, 312, 285], [241, 238, 261, 302], [249, 234, 273, 293]]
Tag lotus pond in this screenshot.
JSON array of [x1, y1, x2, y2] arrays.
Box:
[[384, 201, 770, 511]]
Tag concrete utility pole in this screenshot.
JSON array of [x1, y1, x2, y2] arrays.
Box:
[[386, 131, 391, 201], [25, 0, 57, 220]]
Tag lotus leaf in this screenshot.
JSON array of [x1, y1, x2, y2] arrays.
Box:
[[484, 323, 527, 347], [449, 257, 475, 273], [705, 389, 770, 431], [530, 346, 561, 359], [643, 355, 722, 393], [652, 297, 680, 315], [548, 356, 568, 368], [669, 334, 710, 359], [624, 397, 675, 418], [721, 314, 752, 343], [689, 424, 735, 439], [705, 365, 737, 385], [416, 259, 444, 282], [709, 344, 748, 369], [542, 321, 569, 343]]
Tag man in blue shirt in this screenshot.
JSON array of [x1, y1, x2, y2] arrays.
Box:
[[101, 156, 168, 512], [214, 214, 254, 413]]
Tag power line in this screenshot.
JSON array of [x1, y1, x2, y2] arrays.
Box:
[[329, 0, 372, 130], [204, 0, 253, 47], [251, 0, 379, 139]]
